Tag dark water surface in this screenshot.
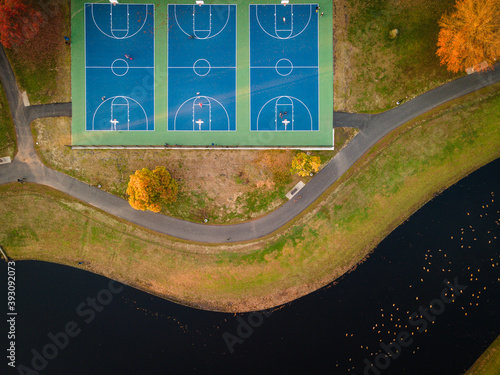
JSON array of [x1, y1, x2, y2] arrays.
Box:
[[1, 158, 499, 375]]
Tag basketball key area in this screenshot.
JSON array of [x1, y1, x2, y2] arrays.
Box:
[[72, 1, 333, 148]]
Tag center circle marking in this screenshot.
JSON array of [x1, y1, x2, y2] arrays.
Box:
[[275, 58, 293, 76], [111, 59, 130, 77], [193, 59, 211, 77]]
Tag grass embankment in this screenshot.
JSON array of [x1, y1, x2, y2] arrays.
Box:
[[333, 0, 460, 113], [0, 84, 16, 159], [464, 336, 500, 375], [32, 119, 356, 223], [5, 0, 70, 104], [2, 84, 499, 312]]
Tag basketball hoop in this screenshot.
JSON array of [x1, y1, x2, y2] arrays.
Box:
[[281, 0, 289, 5], [196, 0, 204, 6]]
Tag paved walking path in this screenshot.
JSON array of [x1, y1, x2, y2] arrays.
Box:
[[0, 44, 498, 243]]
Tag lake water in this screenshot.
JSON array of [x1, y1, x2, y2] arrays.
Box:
[[1, 158, 499, 375]]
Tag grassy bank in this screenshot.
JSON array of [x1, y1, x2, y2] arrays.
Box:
[[5, 0, 71, 104], [464, 336, 500, 375], [32, 118, 356, 223], [1, 85, 499, 312], [0, 84, 16, 159], [333, 0, 460, 113]]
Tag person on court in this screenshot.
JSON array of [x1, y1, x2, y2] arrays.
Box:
[[125, 54, 133, 60]]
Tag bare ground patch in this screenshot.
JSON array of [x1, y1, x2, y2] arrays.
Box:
[[32, 118, 348, 223]]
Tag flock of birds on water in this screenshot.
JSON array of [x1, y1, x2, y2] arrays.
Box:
[[118, 191, 498, 374], [338, 191, 499, 373]]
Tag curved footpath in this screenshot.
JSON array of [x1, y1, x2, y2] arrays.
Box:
[[0, 44, 499, 243]]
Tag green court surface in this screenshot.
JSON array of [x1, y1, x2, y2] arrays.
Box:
[[71, 0, 333, 148]]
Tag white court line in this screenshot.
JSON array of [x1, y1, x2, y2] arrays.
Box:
[[275, 100, 293, 131], [91, 3, 149, 40], [193, 4, 211, 37], [111, 4, 129, 38], [111, 99, 130, 131], [256, 95, 313, 132], [274, 4, 292, 36], [254, 4, 312, 40], [174, 96, 230, 132], [250, 66, 318, 69], [174, 4, 231, 40], [92, 96, 148, 131], [192, 97, 212, 131], [167, 66, 235, 69], [86, 66, 155, 69]]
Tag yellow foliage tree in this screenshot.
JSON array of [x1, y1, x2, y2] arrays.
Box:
[[437, 0, 500, 73], [290, 152, 321, 177], [126, 166, 178, 212]]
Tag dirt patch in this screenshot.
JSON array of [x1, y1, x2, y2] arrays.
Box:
[[32, 118, 344, 223]]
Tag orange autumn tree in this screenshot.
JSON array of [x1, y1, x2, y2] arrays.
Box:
[[437, 0, 500, 73], [0, 0, 43, 49], [127, 166, 178, 212]]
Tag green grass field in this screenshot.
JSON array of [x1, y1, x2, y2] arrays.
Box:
[[334, 0, 459, 113], [0, 84, 16, 159]]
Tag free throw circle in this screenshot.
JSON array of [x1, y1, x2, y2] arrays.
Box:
[[193, 59, 211, 76], [111, 59, 129, 76], [275, 58, 293, 76]]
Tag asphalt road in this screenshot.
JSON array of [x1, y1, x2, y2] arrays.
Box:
[[0, 44, 499, 243]]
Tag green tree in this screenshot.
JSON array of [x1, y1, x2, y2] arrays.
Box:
[[126, 166, 178, 212]]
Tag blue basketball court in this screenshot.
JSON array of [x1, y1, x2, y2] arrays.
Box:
[[167, 4, 236, 132], [74, 1, 333, 147], [250, 4, 319, 132], [84, 3, 155, 131]]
